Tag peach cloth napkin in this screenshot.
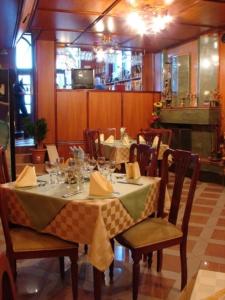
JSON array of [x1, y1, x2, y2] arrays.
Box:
[[15, 165, 37, 187], [104, 135, 114, 143], [122, 135, 130, 145], [152, 136, 159, 148], [125, 162, 141, 179], [139, 135, 146, 144], [89, 171, 113, 196]]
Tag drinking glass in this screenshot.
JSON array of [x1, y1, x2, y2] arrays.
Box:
[[45, 161, 57, 184], [56, 157, 65, 183], [97, 156, 106, 174], [108, 160, 116, 183], [88, 158, 96, 173]]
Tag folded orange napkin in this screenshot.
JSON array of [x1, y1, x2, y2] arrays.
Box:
[[125, 162, 141, 179], [122, 135, 130, 145], [89, 171, 113, 196], [139, 135, 146, 144], [95, 133, 104, 143], [105, 135, 114, 143], [15, 165, 37, 187], [152, 136, 159, 148]]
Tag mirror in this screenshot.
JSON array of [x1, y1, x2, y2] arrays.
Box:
[[171, 55, 190, 106], [162, 53, 190, 107]]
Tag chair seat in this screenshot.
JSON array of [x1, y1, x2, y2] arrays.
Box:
[[10, 227, 78, 252], [117, 218, 183, 249]]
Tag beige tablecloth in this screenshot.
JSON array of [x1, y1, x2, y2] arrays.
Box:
[[1, 175, 161, 271], [102, 139, 169, 164]]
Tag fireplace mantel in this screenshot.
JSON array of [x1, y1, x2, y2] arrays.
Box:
[[160, 107, 220, 125]]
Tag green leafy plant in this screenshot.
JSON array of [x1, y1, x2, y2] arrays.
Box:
[[24, 117, 48, 148]]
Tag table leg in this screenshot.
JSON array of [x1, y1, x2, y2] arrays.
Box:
[[93, 267, 103, 300]]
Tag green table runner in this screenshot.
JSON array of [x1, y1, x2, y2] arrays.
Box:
[[119, 185, 151, 220], [14, 190, 68, 230]]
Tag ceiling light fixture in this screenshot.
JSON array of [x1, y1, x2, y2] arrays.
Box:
[[126, 3, 173, 35], [93, 34, 118, 62]]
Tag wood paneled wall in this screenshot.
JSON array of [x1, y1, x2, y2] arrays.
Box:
[[56, 90, 159, 157], [57, 90, 88, 141], [123, 92, 154, 137], [88, 91, 122, 136], [35, 40, 56, 143]]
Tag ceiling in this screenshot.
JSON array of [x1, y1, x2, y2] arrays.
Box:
[[2, 0, 225, 53], [0, 0, 23, 51]]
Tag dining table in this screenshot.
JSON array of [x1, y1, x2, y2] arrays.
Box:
[[101, 139, 169, 164], [1, 173, 162, 299]]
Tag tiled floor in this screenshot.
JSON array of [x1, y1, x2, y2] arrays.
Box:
[[0, 180, 225, 299]]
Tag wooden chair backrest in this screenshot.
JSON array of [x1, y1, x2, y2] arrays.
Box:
[[148, 128, 173, 146], [158, 149, 200, 239], [0, 146, 10, 183], [83, 129, 102, 159], [129, 143, 158, 176], [137, 131, 162, 158]]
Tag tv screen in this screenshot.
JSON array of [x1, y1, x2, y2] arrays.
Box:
[[71, 69, 94, 89]]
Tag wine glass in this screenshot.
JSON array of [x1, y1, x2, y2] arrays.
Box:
[[97, 156, 106, 174], [45, 161, 57, 184], [108, 160, 116, 183], [88, 158, 96, 173]]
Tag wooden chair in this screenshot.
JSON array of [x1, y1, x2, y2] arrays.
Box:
[[0, 146, 10, 184], [129, 143, 157, 176], [0, 190, 79, 300], [83, 128, 102, 159], [0, 252, 17, 300], [149, 128, 173, 146], [137, 131, 162, 160], [115, 149, 200, 300]]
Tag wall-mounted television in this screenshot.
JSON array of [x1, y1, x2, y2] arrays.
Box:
[[71, 68, 94, 89]]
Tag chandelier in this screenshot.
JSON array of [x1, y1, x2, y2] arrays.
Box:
[[93, 34, 118, 62], [126, 1, 173, 35]]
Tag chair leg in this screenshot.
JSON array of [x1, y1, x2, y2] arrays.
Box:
[[180, 241, 187, 290], [70, 255, 78, 300], [109, 239, 114, 283], [147, 252, 153, 269], [59, 256, 65, 279], [157, 250, 163, 272], [132, 252, 142, 300], [84, 244, 88, 254], [93, 267, 103, 300]]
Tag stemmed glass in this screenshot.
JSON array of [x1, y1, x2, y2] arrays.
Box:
[[88, 157, 96, 173], [45, 161, 58, 184], [108, 160, 116, 183], [97, 156, 106, 175]]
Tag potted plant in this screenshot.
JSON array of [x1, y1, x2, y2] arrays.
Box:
[[24, 117, 48, 164]]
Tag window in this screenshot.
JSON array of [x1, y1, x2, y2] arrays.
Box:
[[16, 34, 33, 115]]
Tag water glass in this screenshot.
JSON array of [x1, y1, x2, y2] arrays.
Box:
[[56, 157, 65, 183], [45, 161, 58, 184]]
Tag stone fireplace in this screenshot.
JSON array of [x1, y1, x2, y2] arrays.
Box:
[[159, 107, 220, 158]]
